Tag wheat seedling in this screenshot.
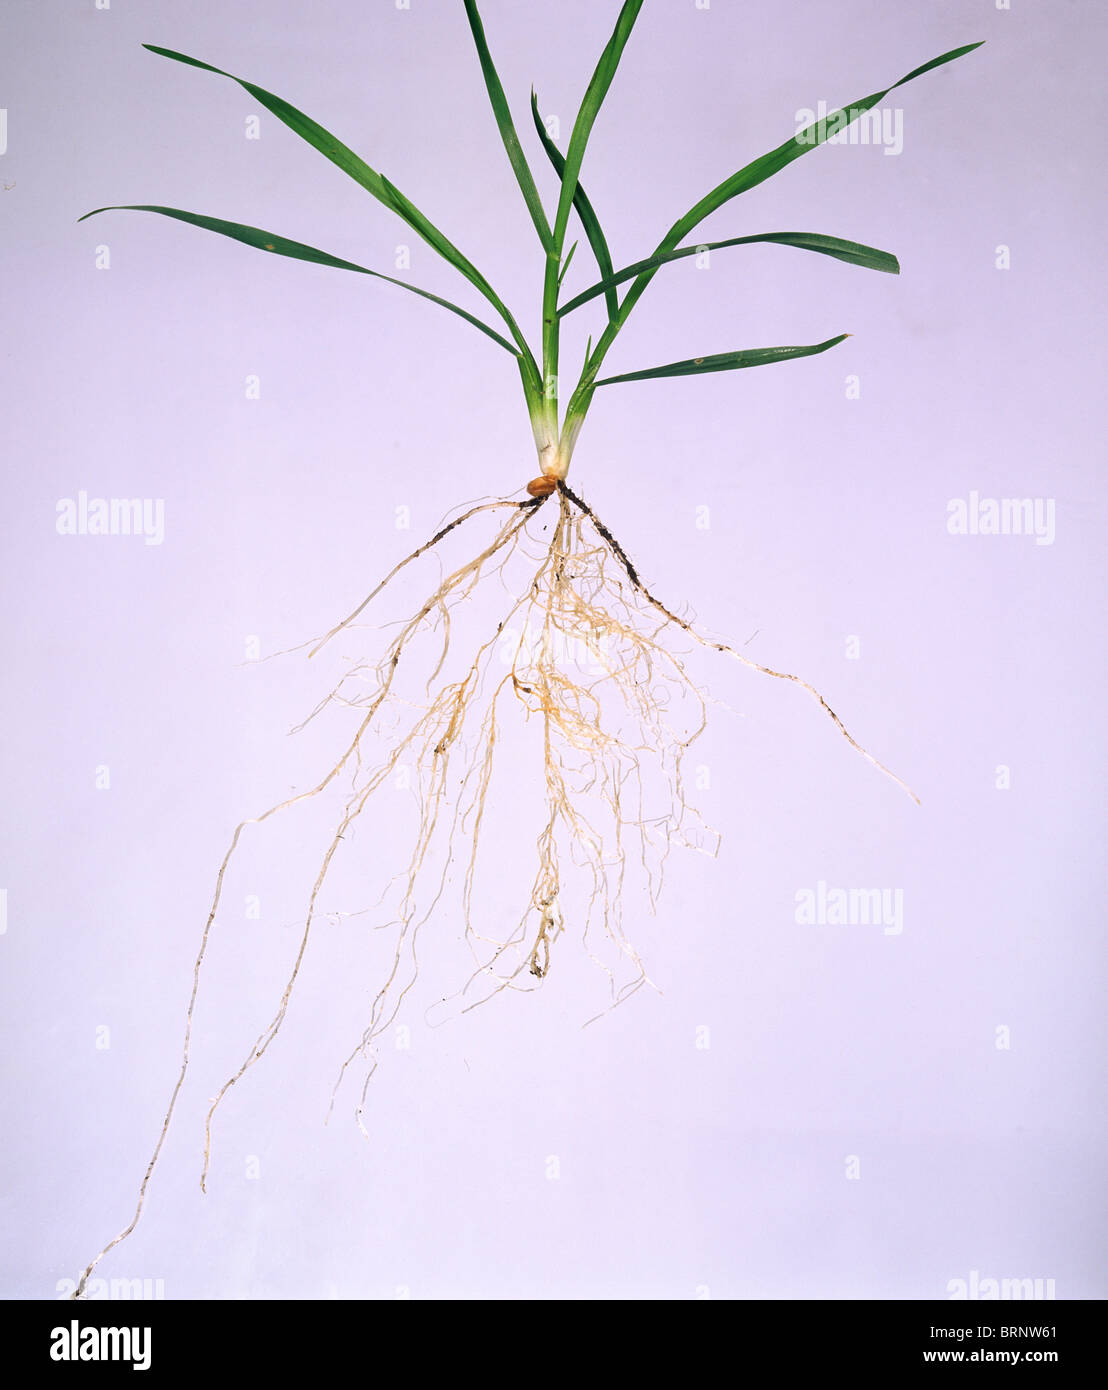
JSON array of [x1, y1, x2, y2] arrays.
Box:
[[71, 2, 981, 1297]]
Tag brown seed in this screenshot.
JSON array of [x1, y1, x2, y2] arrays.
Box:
[[526, 476, 557, 498]]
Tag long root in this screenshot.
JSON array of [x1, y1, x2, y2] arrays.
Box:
[[72, 478, 914, 1297]]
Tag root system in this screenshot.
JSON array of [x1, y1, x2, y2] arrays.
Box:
[[72, 479, 914, 1298]]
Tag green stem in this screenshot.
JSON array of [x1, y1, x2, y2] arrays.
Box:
[[538, 248, 561, 473]]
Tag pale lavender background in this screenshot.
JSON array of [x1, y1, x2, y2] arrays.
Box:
[[1, 0, 1104, 1300]]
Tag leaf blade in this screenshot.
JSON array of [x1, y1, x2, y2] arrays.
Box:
[[551, 0, 643, 252], [559, 231, 898, 316], [530, 92, 619, 323], [593, 333, 849, 386], [557, 240, 579, 288], [670, 42, 984, 244], [76, 204, 521, 355], [602, 41, 984, 343], [373, 174, 534, 351], [462, 0, 553, 251], [142, 44, 394, 203], [140, 43, 536, 365]]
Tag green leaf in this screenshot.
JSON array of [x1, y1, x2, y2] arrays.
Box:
[[375, 174, 523, 332], [670, 42, 983, 245], [142, 45, 398, 209], [462, 0, 553, 252], [610, 41, 983, 334], [551, 0, 643, 253], [559, 231, 897, 316], [593, 333, 849, 385], [140, 43, 536, 366], [75, 204, 521, 355], [530, 91, 618, 322], [557, 240, 579, 288]]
